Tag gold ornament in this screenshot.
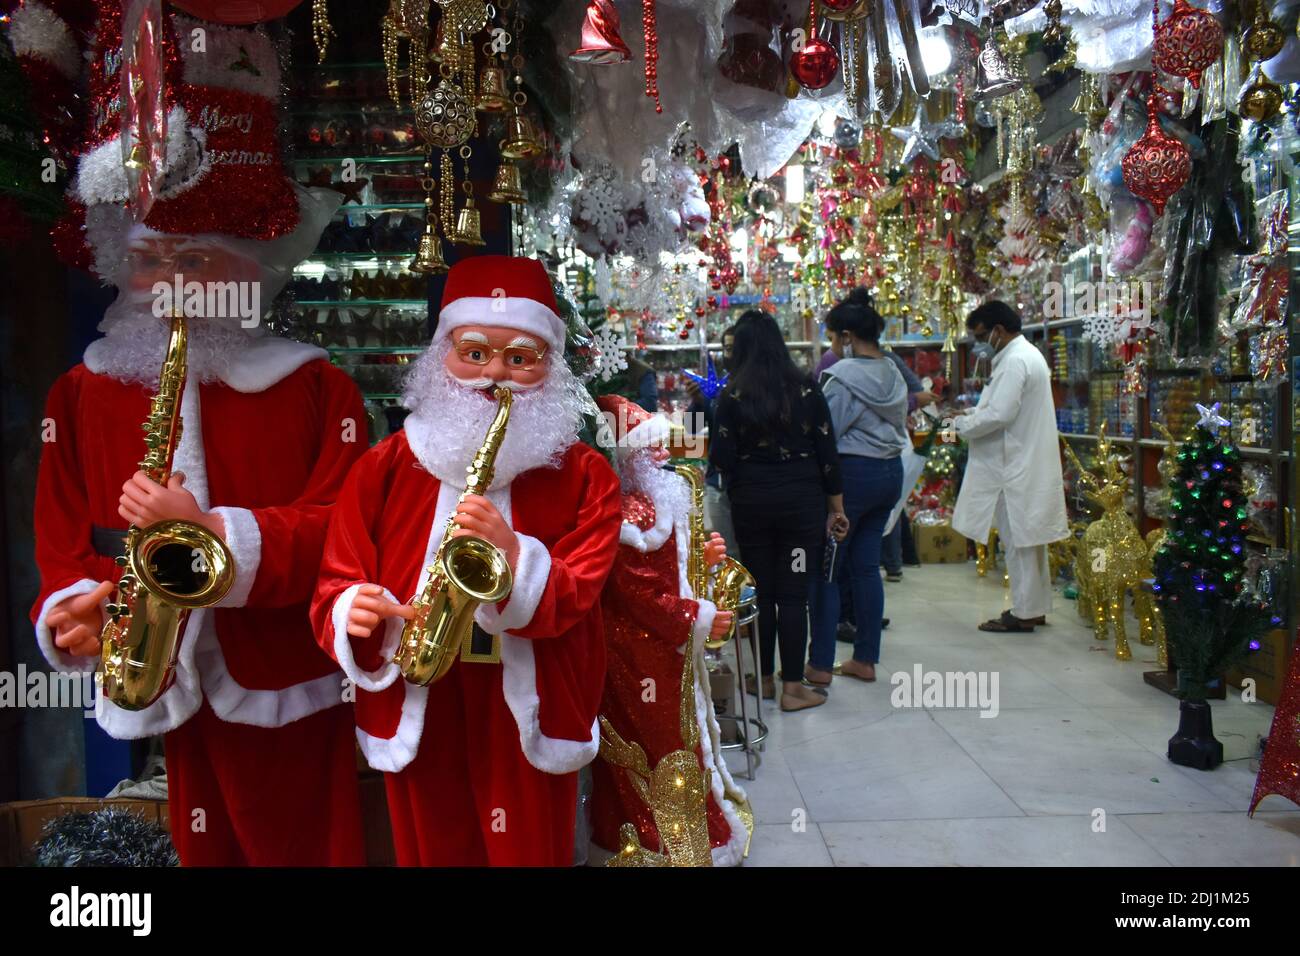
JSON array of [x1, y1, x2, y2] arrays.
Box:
[[312, 0, 335, 65], [1239, 65, 1284, 121], [415, 69, 477, 149], [1061, 425, 1158, 661], [1244, 0, 1286, 61]]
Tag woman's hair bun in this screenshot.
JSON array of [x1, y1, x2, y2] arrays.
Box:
[[845, 286, 875, 310]]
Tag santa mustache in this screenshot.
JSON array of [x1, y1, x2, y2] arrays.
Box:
[[446, 373, 544, 392]]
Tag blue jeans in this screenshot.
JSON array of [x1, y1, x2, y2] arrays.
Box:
[[809, 455, 903, 668], [881, 510, 916, 574]]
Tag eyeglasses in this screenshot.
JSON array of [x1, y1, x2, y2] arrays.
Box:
[[127, 249, 214, 274], [454, 340, 548, 371]]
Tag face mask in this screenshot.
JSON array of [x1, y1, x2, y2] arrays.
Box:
[[971, 341, 994, 361]]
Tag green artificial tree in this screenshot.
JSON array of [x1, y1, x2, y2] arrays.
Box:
[[1152, 404, 1276, 769]]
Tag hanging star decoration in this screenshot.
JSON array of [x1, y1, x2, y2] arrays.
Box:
[[683, 354, 728, 399], [1195, 402, 1230, 430], [890, 105, 950, 164]]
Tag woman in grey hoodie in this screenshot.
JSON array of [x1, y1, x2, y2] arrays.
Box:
[[807, 289, 908, 685]]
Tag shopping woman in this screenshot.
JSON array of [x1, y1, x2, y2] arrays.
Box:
[[808, 288, 908, 685], [710, 310, 845, 712]]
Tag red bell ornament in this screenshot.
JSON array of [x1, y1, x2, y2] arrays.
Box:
[[1121, 94, 1191, 216], [570, 0, 632, 64], [1151, 0, 1224, 90], [791, 36, 840, 89]]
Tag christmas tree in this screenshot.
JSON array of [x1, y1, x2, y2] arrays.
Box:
[[1152, 404, 1275, 704]]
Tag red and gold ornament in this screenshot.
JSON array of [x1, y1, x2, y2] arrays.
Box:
[[1151, 0, 1223, 89], [1121, 92, 1190, 216], [642, 0, 662, 112]]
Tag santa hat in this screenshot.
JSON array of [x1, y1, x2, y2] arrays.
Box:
[[434, 256, 568, 353], [12, 2, 305, 280], [594, 394, 674, 460]]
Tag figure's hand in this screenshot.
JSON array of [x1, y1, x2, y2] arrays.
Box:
[[347, 583, 414, 639], [914, 390, 939, 408], [684, 379, 702, 402], [828, 511, 850, 542], [704, 531, 726, 568], [118, 471, 225, 538], [451, 494, 520, 574], [46, 581, 115, 657], [708, 610, 734, 640]]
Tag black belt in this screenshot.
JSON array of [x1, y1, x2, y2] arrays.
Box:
[[91, 525, 130, 561]]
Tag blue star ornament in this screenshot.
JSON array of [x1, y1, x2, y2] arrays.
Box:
[[684, 355, 728, 400], [890, 105, 945, 164], [1195, 402, 1230, 431]]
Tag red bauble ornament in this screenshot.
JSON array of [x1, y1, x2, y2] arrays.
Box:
[[1152, 0, 1223, 89], [1121, 94, 1191, 216], [570, 0, 632, 64], [167, 0, 301, 24], [790, 36, 839, 90], [820, 0, 859, 10]]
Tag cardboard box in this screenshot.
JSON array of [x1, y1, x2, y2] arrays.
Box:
[[1226, 628, 1292, 706], [914, 522, 968, 564]]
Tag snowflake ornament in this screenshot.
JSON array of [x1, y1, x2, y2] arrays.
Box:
[[593, 325, 629, 382], [1080, 311, 1127, 345]]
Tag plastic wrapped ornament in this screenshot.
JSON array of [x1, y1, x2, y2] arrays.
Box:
[[1121, 94, 1191, 216], [1239, 64, 1284, 121], [1152, 0, 1224, 89], [1243, 2, 1286, 61]]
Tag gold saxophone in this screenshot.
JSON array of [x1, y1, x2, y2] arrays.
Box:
[[99, 315, 235, 711], [394, 386, 514, 686], [674, 464, 753, 650]]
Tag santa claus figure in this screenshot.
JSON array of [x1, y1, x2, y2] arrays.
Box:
[[26, 3, 367, 865], [312, 255, 623, 867], [588, 395, 750, 867]]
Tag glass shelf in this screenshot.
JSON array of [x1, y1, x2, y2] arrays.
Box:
[[296, 253, 418, 267], [333, 202, 426, 212], [296, 299, 427, 307], [329, 346, 426, 354], [293, 154, 424, 166]]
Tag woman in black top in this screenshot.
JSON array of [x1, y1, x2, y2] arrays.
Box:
[[710, 311, 846, 712]]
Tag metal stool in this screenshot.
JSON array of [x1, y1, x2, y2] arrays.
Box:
[[719, 585, 767, 780]]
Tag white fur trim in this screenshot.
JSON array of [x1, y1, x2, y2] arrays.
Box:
[[73, 106, 209, 207], [434, 297, 566, 353], [8, 2, 80, 78], [474, 532, 550, 635], [356, 683, 427, 773], [210, 506, 260, 608], [171, 13, 281, 98], [691, 599, 717, 657], [693, 645, 748, 867], [34, 579, 105, 674], [618, 415, 674, 455], [84, 334, 326, 393], [500, 635, 601, 774], [196, 621, 345, 728], [330, 582, 403, 693]]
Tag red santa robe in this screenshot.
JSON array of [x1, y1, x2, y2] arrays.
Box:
[[590, 461, 750, 866], [31, 339, 367, 865], [310, 420, 622, 867]]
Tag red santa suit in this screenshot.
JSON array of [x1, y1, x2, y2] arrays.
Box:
[[19, 0, 371, 862], [589, 398, 750, 866], [32, 342, 369, 865], [311, 257, 623, 866]]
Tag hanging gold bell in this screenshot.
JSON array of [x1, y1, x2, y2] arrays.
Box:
[[409, 221, 449, 274], [500, 109, 542, 160], [487, 161, 527, 204], [477, 66, 510, 112], [452, 200, 486, 246], [975, 41, 1022, 100]]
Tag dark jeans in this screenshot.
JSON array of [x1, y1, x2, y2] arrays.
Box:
[[731, 491, 824, 681], [809, 455, 903, 668], [882, 510, 917, 574]]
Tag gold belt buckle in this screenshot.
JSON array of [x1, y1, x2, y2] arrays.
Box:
[[460, 625, 501, 664]]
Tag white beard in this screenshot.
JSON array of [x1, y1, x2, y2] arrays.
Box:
[[621, 450, 692, 528], [401, 339, 589, 491], [87, 297, 258, 385]]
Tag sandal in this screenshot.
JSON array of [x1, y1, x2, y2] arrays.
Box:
[[978, 610, 1038, 633], [804, 665, 833, 688], [780, 686, 827, 712], [833, 661, 876, 682], [744, 674, 776, 700]]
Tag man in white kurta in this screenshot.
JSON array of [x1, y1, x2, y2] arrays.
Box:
[[952, 302, 1069, 631]]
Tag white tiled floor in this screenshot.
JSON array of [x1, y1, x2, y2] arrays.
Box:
[[719, 561, 1300, 866]]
